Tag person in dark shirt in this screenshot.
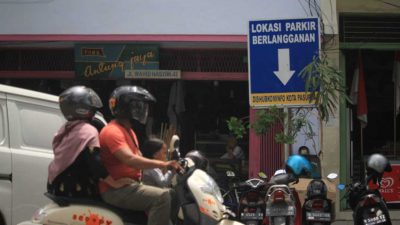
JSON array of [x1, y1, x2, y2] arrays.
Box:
[[47, 86, 133, 198]]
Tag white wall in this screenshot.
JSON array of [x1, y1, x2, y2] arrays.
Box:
[[338, 0, 400, 13], [0, 0, 325, 35]]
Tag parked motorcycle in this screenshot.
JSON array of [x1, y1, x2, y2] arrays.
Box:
[[222, 171, 268, 225], [264, 171, 299, 225], [18, 137, 244, 225], [302, 173, 338, 225], [265, 154, 319, 225], [338, 153, 392, 225]]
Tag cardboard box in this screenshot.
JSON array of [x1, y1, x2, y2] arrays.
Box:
[[289, 178, 337, 205]]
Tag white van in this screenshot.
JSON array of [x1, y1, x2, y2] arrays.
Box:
[[0, 84, 65, 225]]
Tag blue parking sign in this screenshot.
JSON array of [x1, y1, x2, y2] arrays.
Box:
[[248, 18, 320, 107]]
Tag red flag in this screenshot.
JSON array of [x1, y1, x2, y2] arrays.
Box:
[[393, 51, 400, 115], [350, 53, 368, 128]]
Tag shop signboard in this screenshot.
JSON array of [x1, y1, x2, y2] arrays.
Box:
[[369, 163, 400, 203], [75, 44, 159, 79], [248, 17, 320, 108]]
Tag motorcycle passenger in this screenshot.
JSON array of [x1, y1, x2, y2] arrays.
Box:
[[99, 85, 181, 225], [47, 86, 133, 198], [142, 138, 174, 188]]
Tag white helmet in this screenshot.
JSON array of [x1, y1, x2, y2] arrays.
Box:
[[366, 154, 391, 174]]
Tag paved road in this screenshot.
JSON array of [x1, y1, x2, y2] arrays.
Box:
[[333, 221, 400, 225]]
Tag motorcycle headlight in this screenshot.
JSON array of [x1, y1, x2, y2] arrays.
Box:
[[200, 176, 224, 203], [32, 208, 46, 223]]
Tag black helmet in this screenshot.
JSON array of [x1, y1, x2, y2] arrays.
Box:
[[59, 86, 103, 121], [306, 179, 327, 199], [185, 150, 209, 171], [109, 86, 156, 124]]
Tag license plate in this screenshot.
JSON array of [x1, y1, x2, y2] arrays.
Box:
[[306, 212, 331, 222], [240, 212, 264, 220], [363, 215, 387, 225], [265, 206, 295, 216]]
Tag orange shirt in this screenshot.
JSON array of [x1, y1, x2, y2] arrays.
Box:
[[99, 120, 142, 193]]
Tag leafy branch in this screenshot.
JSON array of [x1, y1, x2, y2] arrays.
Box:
[[226, 116, 248, 139], [299, 54, 350, 122], [227, 106, 308, 144]]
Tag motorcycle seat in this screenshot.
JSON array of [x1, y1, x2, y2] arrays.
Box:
[[44, 193, 147, 224], [268, 173, 293, 185]]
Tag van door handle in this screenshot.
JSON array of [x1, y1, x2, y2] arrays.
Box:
[[0, 173, 12, 181]]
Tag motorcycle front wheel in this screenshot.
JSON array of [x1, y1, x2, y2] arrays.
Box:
[[220, 188, 237, 210]]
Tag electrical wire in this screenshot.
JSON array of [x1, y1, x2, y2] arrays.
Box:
[[378, 0, 400, 8]]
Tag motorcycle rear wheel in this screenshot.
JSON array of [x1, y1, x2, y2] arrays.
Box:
[[272, 216, 287, 225], [356, 206, 391, 225]]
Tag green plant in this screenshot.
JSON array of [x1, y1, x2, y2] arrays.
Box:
[[299, 54, 350, 122], [251, 106, 308, 144], [226, 116, 248, 139], [226, 106, 308, 144]]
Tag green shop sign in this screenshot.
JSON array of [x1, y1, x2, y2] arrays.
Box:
[[75, 44, 159, 79]]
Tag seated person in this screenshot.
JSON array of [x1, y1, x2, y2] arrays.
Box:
[[47, 86, 132, 198], [220, 136, 245, 160], [142, 138, 174, 188], [297, 146, 321, 178], [298, 145, 310, 155]]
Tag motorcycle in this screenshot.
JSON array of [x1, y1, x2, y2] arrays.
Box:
[[302, 173, 338, 225], [18, 136, 244, 225], [264, 170, 301, 225], [222, 171, 267, 225], [337, 154, 392, 225]]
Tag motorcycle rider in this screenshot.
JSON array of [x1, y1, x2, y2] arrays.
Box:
[[47, 86, 133, 198], [99, 85, 182, 225]]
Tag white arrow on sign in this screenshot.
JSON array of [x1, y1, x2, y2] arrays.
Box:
[[273, 48, 295, 85]]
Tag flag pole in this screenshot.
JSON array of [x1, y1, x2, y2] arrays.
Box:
[[360, 125, 365, 176], [394, 53, 398, 159], [394, 93, 397, 159]]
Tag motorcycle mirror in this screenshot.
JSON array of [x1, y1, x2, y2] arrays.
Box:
[[337, 184, 346, 190], [258, 172, 268, 179], [226, 170, 236, 177], [327, 173, 338, 181], [168, 135, 180, 160]]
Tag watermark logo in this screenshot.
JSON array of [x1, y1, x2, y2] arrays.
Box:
[[380, 177, 394, 189]]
